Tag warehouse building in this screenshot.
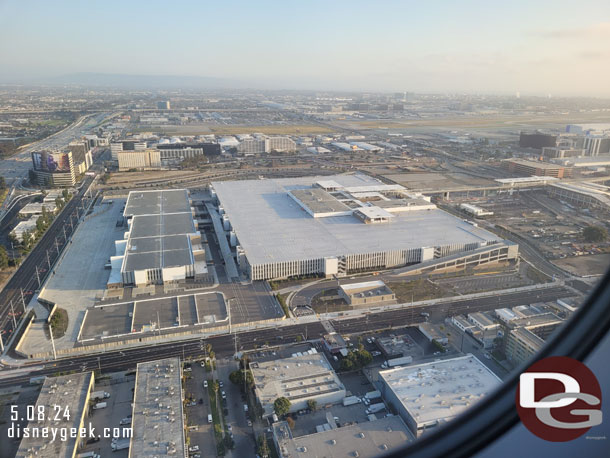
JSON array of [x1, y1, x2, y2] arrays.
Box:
[[16, 372, 95, 458], [130, 358, 185, 458], [251, 352, 346, 417], [339, 280, 396, 306], [378, 354, 501, 437], [108, 189, 208, 288], [211, 174, 516, 280], [272, 415, 412, 458]]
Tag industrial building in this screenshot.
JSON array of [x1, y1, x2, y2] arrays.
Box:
[[272, 416, 412, 458], [547, 182, 610, 213], [339, 280, 396, 306], [211, 174, 517, 280], [16, 372, 95, 458], [418, 322, 448, 346], [11, 216, 39, 242], [502, 159, 572, 178], [251, 352, 346, 417], [19, 202, 56, 216], [108, 189, 208, 288], [378, 354, 501, 437], [129, 358, 185, 458]]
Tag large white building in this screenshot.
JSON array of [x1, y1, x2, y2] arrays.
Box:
[[211, 174, 517, 280], [379, 354, 501, 437], [108, 190, 208, 288]]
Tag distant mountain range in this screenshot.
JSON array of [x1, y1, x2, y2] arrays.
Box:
[[4, 72, 246, 89]]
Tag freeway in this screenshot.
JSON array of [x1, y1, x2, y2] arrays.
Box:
[[0, 175, 95, 347], [0, 284, 573, 388]]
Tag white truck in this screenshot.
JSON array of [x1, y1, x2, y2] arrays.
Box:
[[92, 402, 107, 410], [381, 356, 413, 369], [342, 396, 361, 406], [365, 403, 386, 414], [111, 439, 130, 451], [91, 391, 110, 400]]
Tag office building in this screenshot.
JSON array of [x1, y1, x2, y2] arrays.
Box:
[[130, 358, 185, 458], [251, 352, 346, 417], [379, 355, 501, 437], [583, 136, 610, 156], [108, 189, 208, 288], [519, 132, 557, 149], [117, 149, 161, 171], [111, 139, 147, 160], [267, 136, 296, 152], [16, 372, 95, 458], [30, 150, 76, 187], [211, 174, 517, 281], [157, 100, 171, 110]]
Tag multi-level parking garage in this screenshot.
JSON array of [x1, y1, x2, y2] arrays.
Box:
[[211, 174, 518, 281]]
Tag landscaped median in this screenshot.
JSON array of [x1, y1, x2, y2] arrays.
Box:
[[207, 379, 234, 456]]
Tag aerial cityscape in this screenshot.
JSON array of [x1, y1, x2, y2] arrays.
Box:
[[0, 2, 609, 458]]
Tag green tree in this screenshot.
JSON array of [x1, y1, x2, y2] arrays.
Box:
[[583, 225, 607, 243], [0, 245, 9, 269], [257, 435, 270, 458], [306, 399, 317, 412], [0, 175, 6, 189], [273, 397, 291, 418]]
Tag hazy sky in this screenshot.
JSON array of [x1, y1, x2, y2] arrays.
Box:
[[1, 0, 610, 96]]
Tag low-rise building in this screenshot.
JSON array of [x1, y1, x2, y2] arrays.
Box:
[[129, 357, 185, 457], [19, 202, 57, 216], [251, 352, 346, 417], [338, 280, 395, 306], [505, 327, 545, 365], [378, 354, 501, 437], [16, 372, 95, 458], [272, 416, 412, 458], [418, 322, 448, 346]]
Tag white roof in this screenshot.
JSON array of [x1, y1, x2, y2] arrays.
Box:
[[212, 174, 501, 266], [341, 280, 386, 292], [356, 206, 395, 219], [380, 354, 501, 429], [495, 176, 559, 184]]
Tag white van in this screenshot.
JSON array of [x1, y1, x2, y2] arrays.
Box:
[[208, 414, 213, 423]]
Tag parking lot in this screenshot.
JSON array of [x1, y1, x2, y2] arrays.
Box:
[[77, 372, 135, 457], [183, 363, 216, 458]]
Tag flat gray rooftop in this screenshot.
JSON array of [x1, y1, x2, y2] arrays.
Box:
[[380, 354, 501, 428], [79, 292, 229, 340], [212, 174, 502, 266], [16, 372, 94, 458], [124, 189, 191, 217], [273, 416, 412, 458], [130, 358, 185, 457]]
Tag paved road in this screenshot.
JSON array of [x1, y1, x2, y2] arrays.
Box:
[[0, 285, 574, 389], [0, 175, 95, 347]]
